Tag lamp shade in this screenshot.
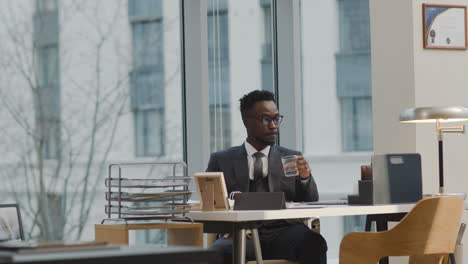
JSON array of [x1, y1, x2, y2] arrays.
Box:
[[400, 106, 468, 123]]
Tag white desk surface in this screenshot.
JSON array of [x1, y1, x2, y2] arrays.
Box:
[[187, 203, 415, 222]]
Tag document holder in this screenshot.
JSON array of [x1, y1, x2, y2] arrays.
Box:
[[348, 153, 423, 205], [234, 192, 286, 210]]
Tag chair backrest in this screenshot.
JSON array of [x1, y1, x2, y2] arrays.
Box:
[[340, 196, 464, 264], [386, 196, 463, 256], [0, 204, 24, 241]]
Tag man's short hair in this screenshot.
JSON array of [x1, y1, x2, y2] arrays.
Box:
[[239, 90, 276, 119]]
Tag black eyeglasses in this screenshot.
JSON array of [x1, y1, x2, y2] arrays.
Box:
[[245, 115, 284, 126]]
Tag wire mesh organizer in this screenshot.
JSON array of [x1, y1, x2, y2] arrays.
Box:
[[102, 162, 193, 224]]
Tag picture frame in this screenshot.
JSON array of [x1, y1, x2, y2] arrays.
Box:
[[194, 172, 229, 211], [423, 4, 468, 50]]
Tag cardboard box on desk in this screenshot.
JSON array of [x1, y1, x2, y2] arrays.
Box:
[[348, 153, 423, 205]]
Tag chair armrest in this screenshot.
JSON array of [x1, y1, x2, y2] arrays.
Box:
[[340, 232, 382, 264], [205, 233, 217, 247]]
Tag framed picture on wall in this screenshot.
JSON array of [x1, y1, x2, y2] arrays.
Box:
[[423, 4, 467, 50]]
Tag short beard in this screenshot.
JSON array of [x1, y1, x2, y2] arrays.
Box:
[[256, 137, 276, 146]]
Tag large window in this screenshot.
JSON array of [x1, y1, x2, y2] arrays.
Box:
[[336, 0, 372, 151], [208, 0, 231, 152], [301, 0, 372, 262], [260, 0, 273, 93], [207, 0, 274, 152], [129, 0, 165, 157], [0, 1, 378, 257], [0, 0, 183, 242]]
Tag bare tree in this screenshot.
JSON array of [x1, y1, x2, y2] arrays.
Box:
[[0, 0, 131, 240], [0, 0, 183, 241]]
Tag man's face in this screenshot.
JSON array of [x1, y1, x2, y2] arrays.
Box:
[[244, 100, 280, 146]]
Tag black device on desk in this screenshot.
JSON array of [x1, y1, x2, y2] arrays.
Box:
[[234, 192, 286, 210], [348, 153, 423, 205]]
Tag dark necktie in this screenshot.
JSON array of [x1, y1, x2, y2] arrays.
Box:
[[253, 152, 265, 182]]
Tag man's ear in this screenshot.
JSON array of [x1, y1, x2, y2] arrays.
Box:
[[242, 119, 248, 128]]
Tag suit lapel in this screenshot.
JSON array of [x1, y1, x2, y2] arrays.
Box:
[[233, 144, 250, 192], [268, 146, 283, 192]]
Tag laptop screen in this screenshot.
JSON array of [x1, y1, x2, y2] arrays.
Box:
[[0, 204, 24, 241]]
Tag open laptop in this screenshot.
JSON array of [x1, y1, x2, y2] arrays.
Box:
[[0, 204, 24, 241]]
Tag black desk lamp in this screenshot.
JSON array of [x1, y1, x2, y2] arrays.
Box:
[[400, 106, 468, 193]]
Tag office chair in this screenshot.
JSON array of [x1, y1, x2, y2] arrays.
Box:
[[244, 218, 320, 264], [207, 218, 319, 264], [339, 196, 464, 264]]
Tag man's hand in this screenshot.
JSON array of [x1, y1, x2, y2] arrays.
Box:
[[296, 155, 311, 180]]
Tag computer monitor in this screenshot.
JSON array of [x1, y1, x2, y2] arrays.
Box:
[[0, 204, 24, 241]]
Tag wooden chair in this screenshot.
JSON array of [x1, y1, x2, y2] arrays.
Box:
[[339, 196, 464, 264]]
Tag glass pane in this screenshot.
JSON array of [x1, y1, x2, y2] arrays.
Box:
[[37, 0, 57, 12], [146, 110, 164, 156], [129, 0, 162, 18], [132, 22, 164, 67], [300, 0, 373, 261], [132, 70, 164, 108], [134, 110, 163, 157], [37, 45, 58, 87], [355, 97, 373, 151], [340, 98, 354, 151], [0, 0, 183, 242], [207, 0, 274, 152]]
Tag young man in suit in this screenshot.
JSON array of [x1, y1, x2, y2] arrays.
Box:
[[207, 90, 327, 264]]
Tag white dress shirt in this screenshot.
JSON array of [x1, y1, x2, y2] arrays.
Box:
[[244, 141, 310, 185], [244, 141, 270, 181]]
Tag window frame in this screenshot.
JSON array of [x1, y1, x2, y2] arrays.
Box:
[[180, 0, 304, 175]]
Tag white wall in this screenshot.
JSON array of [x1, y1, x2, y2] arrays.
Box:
[[412, 0, 468, 195], [371, 0, 468, 262], [369, 0, 416, 156]]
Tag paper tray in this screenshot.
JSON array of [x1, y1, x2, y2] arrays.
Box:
[[105, 177, 191, 188], [105, 205, 191, 215], [106, 191, 192, 202]]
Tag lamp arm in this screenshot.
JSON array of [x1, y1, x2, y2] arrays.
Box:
[[440, 125, 465, 133], [436, 120, 465, 140]]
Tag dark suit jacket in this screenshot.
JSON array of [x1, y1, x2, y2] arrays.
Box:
[[206, 144, 319, 202]]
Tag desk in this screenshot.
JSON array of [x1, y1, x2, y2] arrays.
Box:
[[95, 222, 203, 247], [0, 245, 222, 264], [188, 203, 415, 264]]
